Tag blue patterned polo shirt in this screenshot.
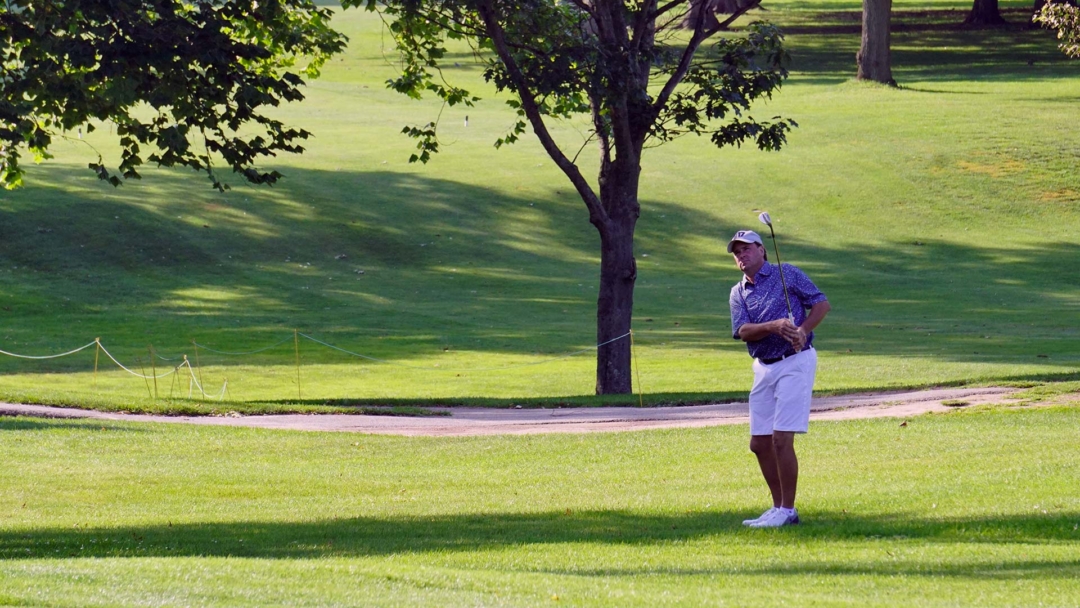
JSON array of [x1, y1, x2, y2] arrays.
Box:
[[729, 262, 828, 360]]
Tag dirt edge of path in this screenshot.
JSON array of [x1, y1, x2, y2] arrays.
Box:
[[0, 387, 1030, 436]]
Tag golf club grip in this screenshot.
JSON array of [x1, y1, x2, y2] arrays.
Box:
[[788, 312, 801, 351]]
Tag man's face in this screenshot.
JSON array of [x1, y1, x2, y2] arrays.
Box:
[[731, 241, 766, 276]]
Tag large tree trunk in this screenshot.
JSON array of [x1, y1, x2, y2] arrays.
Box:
[[857, 0, 896, 85], [594, 162, 640, 395], [1031, 0, 1050, 26], [966, 0, 1007, 24]]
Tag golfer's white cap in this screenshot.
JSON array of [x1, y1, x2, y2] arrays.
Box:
[[727, 230, 763, 253]]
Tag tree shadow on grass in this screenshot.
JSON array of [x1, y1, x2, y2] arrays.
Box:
[[0, 417, 145, 433], [0, 509, 1077, 571], [0, 164, 606, 371], [2, 164, 1079, 387], [778, 8, 1080, 85]]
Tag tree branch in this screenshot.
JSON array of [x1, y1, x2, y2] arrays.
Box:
[[705, 0, 763, 35], [656, 9, 690, 34], [475, 0, 607, 226], [608, 0, 633, 49], [566, 0, 597, 17], [654, 0, 688, 20], [570, 129, 598, 165], [590, 91, 612, 169], [651, 2, 712, 124], [587, 3, 640, 169], [651, 0, 761, 117], [630, 0, 659, 58]]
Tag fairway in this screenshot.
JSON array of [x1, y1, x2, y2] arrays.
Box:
[[1, 0, 1078, 410], [1, 405, 1078, 605]]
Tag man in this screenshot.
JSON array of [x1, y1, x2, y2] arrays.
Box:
[[728, 229, 830, 528]]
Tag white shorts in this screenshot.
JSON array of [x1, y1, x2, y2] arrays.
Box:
[[749, 347, 817, 436]]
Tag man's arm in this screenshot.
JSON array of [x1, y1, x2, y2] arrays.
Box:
[[737, 318, 799, 343], [737, 300, 829, 347], [793, 300, 831, 348], [800, 300, 831, 333]]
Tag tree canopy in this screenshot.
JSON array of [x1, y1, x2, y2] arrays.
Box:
[[351, 0, 794, 172], [1036, 1, 1080, 58], [351, 0, 796, 393], [0, 0, 344, 190]]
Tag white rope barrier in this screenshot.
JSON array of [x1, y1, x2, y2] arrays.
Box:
[[0, 341, 97, 360], [0, 331, 636, 397], [192, 338, 293, 356], [0, 333, 633, 372], [185, 363, 227, 400], [96, 342, 183, 380]]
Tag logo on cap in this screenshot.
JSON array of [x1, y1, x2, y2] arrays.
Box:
[[727, 229, 763, 253]]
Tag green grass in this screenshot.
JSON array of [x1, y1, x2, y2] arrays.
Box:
[[1, 1, 1078, 412], [0, 404, 1077, 605], [2, 4, 1078, 603]]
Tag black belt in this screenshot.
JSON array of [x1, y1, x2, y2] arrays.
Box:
[[759, 347, 811, 365]]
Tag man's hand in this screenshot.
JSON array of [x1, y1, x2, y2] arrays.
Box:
[[772, 319, 801, 351], [772, 319, 806, 352], [738, 306, 826, 346], [791, 326, 808, 352]]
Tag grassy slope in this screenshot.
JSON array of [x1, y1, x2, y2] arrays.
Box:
[[0, 404, 1077, 605], [0, 1, 1078, 411]]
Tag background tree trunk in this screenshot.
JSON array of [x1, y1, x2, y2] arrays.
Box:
[[857, 0, 896, 85], [1031, 0, 1050, 27], [966, 0, 1008, 25]]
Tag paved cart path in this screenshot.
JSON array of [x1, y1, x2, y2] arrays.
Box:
[[0, 387, 1022, 436]]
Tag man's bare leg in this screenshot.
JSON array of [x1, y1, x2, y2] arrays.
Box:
[[749, 435, 782, 507], [771, 431, 798, 509]]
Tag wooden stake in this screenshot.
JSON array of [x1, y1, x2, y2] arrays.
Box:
[[294, 329, 302, 401], [93, 338, 101, 388], [630, 329, 643, 409], [183, 354, 191, 399], [149, 344, 158, 400], [192, 341, 205, 401], [137, 355, 153, 399]]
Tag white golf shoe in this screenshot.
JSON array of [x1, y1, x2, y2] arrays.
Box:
[[741, 507, 779, 526], [748, 507, 800, 528]]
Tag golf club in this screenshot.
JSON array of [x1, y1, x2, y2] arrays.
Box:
[[757, 211, 795, 324]]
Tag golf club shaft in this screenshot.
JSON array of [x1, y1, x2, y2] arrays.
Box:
[[766, 224, 795, 322]]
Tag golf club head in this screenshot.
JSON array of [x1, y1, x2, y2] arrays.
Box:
[[757, 211, 772, 227]]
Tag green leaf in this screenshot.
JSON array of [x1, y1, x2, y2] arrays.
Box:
[[0, 0, 346, 189]]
